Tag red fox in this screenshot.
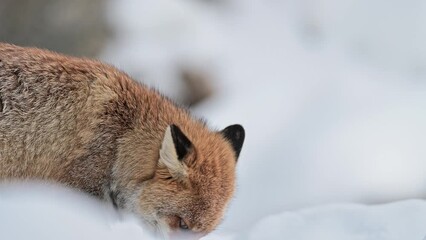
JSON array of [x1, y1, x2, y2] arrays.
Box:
[[0, 43, 245, 236]]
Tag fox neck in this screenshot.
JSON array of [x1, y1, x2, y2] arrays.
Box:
[[104, 124, 166, 211]]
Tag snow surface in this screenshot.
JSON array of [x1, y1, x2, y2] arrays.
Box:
[[2, 184, 426, 240], [0, 183, 153, 240], [206, 200, 426, 240], [237, 200, 426, 240]]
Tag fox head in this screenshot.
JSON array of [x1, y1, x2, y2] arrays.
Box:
[[135, 124, 245, 237]]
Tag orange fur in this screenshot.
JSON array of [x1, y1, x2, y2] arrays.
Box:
[[0, 43, 244, 235]]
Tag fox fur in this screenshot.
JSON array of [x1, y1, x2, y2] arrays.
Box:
[[0, 43, 245, 236]]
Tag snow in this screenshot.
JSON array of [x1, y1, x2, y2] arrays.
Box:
[[205, 200, 426, 240], [2, 184, 426, 240], [0, 183, 153, 240], [3, 0, 426, 239], [241, 200, 426, 240]]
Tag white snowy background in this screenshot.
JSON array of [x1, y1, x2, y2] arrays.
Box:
[[2, 0, 426, 239]]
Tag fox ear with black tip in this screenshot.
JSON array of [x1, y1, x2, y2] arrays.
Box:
[[169, 124, 192, 161], [221, 124, 245, 160], [159, 125, 193, 179]]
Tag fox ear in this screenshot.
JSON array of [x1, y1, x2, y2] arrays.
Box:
[[159, 125, 192, 178], [221, 124, 245, 160], [169, 124, 192, 160]]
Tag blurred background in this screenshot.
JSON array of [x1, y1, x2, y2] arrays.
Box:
[[1, 0, 426, 235]]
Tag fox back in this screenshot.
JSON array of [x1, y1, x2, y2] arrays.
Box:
[[0, 43, 245, 236]]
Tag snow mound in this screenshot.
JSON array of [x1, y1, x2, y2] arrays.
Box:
[[1, 183, 425, 240], [0, 183, 155, 240], [244, 200, 426, 240], [205, 200, 426, 240]]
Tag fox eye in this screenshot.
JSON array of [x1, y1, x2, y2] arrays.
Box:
[[179, 218, 189, 230]]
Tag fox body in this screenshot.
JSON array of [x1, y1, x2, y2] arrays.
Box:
[[0, 43, 245, 235]]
